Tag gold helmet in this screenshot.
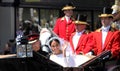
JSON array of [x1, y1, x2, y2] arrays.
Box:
[[111, 0, 120, 14]]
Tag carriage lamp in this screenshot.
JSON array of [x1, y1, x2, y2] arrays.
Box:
[[16, 36, 33, 58]]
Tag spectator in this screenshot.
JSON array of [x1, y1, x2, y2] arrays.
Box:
[[3, 42, 11, 55]]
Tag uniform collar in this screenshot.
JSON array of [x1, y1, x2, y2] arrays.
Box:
[[65, 16, 70, 19], [76, 30, 85, 35], [101, 26, 110, 32], [61, 16, 73, 21]]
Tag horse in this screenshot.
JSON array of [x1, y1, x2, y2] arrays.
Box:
[[39, 28, 53, 53], [35, 23, 58, 53]]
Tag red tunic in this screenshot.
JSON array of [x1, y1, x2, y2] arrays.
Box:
[[91, 28, 120, 59], [69, 31, 93, 54], [53, 17, 75, 41]]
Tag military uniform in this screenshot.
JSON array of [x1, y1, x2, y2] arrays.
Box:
[[111, 0, 120, 30], [90, 7, 120, 59], [27, 34, 49, 57], [85, 7, 120, 71], [53, 17, 75, 41], [69, 14, 92, 55], [69, 31, 92, 55], [53, 3, 76, 41], [91, 27, 120, 58]]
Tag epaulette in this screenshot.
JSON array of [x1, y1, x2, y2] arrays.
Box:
[[111, 22, 117, 29], [60, 16, 75, 21], [60, 17, 65, 21], [95, 28, 101, 32], [109, 26, 118, 32], [95, 26, 118, 32]]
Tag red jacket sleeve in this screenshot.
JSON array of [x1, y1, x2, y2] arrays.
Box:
[[53, 18, 60, 35]]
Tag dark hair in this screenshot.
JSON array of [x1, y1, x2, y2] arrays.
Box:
[[49, 39, 60, 46]]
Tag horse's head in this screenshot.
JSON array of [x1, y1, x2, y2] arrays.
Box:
[[39, 28, 52, 53], [39, 28, 52, 45]]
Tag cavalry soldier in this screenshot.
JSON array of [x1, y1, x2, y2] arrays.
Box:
[[111, 0, 120, 66], [53, 3, 76, 41], [111, 0, 120, 30]]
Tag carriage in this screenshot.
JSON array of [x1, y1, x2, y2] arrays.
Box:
[[38, 27, 120, 71], [14, 20, 120, 71], [0, 50, 120, 71]]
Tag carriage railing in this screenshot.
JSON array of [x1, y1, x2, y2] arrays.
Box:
[[0, 50, 113, 71], [78, 50, 111, 71]]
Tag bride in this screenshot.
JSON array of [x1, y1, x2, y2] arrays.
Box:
[[47, 37, 95, 67]]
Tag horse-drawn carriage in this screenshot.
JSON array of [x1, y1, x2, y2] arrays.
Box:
[[14, 20, 120, 71]]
